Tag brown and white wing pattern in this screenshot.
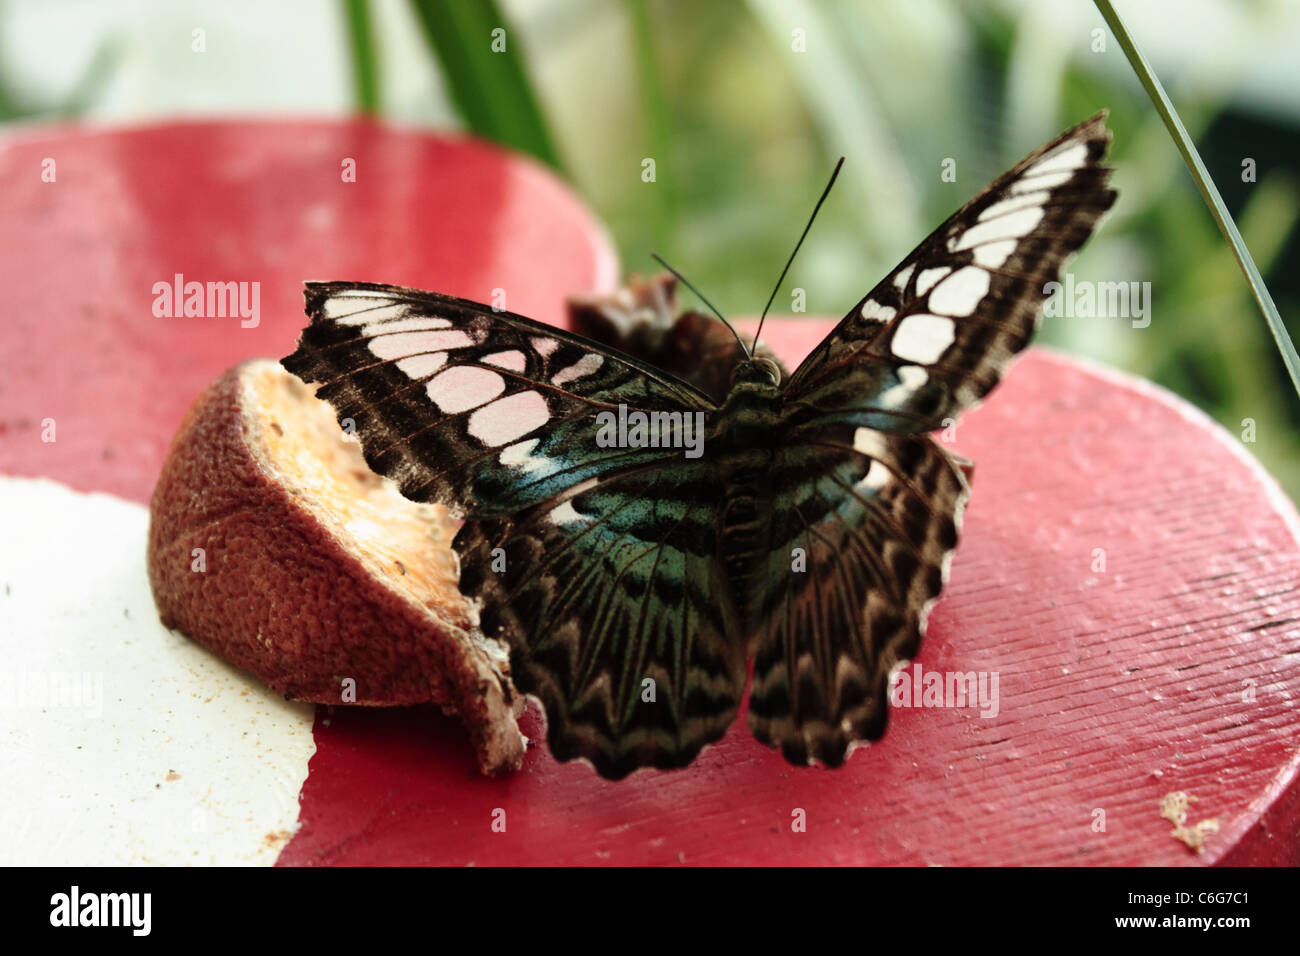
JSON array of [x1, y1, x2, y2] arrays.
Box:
[[746, 425, 969, 766], [284, 282, 714, 516], [786, 111, 1116, 434]]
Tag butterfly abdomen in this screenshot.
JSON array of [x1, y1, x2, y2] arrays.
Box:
[[715, 364, 785, 625]]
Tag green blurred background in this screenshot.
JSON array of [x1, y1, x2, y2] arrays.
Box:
[[3, 0, 1297, 498]]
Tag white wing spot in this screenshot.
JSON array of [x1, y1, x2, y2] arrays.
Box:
[[483, 350, 527, 371], [1011, 169, 1072, 193], [368, 330, 474, 360], [860, 458, 890, 492], [327, 299, 404, 324], [893, 264, 915, 290], [546, 481, 597, 526], [531, 336, 560, 357], [979, 190, 1050, 222], [891, 314, 955, 364], [916, 267, 951, 296], [395, 352, 447, 380], [928, 266, 991, 317], [548, 501, 587, 526], [425, 366, 506, 415], [898, 364, 928, 388], [860, 300, 897, 323], [497, 438, 551, 476], [1025, 141, 1088, 178], [467, 390, 549, 446], [552, 353, 605, 385], [877, 363, 930, 409], [852, 427, 888, 459], [972, 238, 1018, 268], [361, 317, 452, 336], [954, 206, 1044, 253]]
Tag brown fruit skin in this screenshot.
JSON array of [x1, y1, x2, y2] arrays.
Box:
[[147, 360, 525, 774]]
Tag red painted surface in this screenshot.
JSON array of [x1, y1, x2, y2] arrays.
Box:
[[0, 120, 615, 501], [3, 122, 1298, 866]]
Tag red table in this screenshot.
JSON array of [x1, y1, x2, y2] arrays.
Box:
[[3, 121, 1298, 866]]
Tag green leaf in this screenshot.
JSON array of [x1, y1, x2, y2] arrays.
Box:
[[408, 0, 563, 173], [343, 0, 381, 115], [625, 0, 675, 238]]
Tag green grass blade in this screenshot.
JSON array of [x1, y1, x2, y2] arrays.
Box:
[[343, 0, 380, 115], [408, 0, 563, 172], [1094, 0, 1300, 400], [625, 0, 675, 238]]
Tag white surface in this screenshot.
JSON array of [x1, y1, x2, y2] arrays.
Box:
[[0, 476, 316, 865]]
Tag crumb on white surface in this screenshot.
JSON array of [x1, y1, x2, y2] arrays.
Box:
[[0, 476, 316, 865]]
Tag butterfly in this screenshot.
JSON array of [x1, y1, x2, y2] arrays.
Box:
[[283, 112, 1116, 779]]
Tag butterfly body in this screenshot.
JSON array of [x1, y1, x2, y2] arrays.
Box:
[[569, 274, 790, 402], [284, 113, 1117, 779], [712, 362, 787, 624]]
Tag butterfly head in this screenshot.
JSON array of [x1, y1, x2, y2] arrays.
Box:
[[731, 356, 782, 388]]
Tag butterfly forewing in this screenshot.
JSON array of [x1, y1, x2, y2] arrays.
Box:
[[785, 111, 1116, 434], [284, 282, 715, 516]]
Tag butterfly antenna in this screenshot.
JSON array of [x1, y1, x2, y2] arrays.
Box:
[[753, 157, 844, 350], [651, 252, 750, 358]]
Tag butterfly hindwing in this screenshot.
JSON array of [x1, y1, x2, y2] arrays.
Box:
[[747, 424, 969, 765], [457, 461, 747, 780], [785, 111, 1117, 434]]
